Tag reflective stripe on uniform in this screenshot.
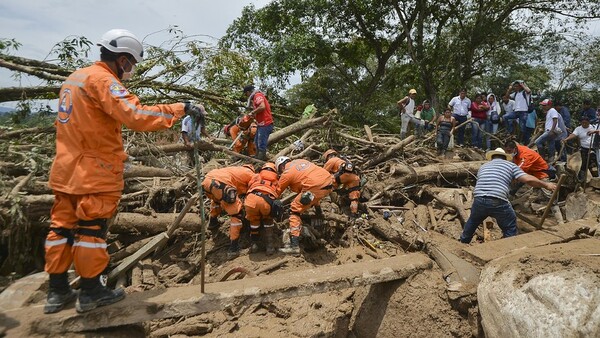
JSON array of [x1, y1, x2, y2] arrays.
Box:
[[230, 222, 243, 227], [45, 238, 69, 247], [122, 99, 174, 119], [250, 225, 260, 229], [263, 223, 274, 228], [73, 241, 108, 249]]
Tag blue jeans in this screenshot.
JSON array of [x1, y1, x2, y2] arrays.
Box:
[[514, 111, 528, 143], [460, 196, 518, 243], [254, 123, 274, 152], [504, 111, 518, 134], [471, 118, 486, 149], [452, 114, 468, 146], [485, 120, 499, 150], [535, 131, 559, 160]]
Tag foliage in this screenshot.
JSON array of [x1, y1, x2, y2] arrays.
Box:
[[0, 38, 21, 53], [46, 36, 93, 69]]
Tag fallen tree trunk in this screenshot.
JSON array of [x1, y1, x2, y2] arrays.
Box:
[[364, 135, 415, 169], [390, 161, 485, 185], [124, 165, 173, 178], [0, 126, 55, 140], [267, 115, 330, 145], [127, 141, 265, 164], [111, 212, 202, 234]]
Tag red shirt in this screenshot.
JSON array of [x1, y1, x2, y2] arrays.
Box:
[[251, 92, 273, 126], [470, 101, 489, 120]]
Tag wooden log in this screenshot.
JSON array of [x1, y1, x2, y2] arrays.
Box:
[[267, 115, 330, 145], [153, 194, 199, 255], [127, 141, 265, 164], [123, 165, 173, 178], [364, 125, 374, 142], [390, 161, 485, 185], [423, 186, 470, 226], [111, 212, 202, 234], [107, 232, 169, 284], [336, 131, 385, 148], [111, 236, 154, 262], [0, 126, 55, 140], [274, 129, 315, 158], [428, 205, 438, 229], [364, 135, 415, 169]]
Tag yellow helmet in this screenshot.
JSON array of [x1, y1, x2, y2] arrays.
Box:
[[322, 149, 338, 161]]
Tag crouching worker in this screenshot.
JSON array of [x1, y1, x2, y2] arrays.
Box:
[[203, 164, 255, 258], [224, 114, 257, 156], [322, 149, 362, 216], [244, 162, 283, 255], [276, 156, 334, 254], [459, 148, 556, 243]]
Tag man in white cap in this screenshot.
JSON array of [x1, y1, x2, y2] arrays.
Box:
[[459, 148, 556, 243], [397, 88, 424, 139]]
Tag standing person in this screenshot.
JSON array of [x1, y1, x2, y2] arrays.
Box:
[[485, 93, 502, 150], [276, 157, 334, 254], [203, 165, 256, 259], [580, 99, 598, 124], [435, 108, 457, 156], [181, 104, 212, 165], [244, 162, 281, 255], [535, 99, 568, 162], [470, 93, 490, 149], [322, 149, 362, 216], [501, 94, 517, 134], [44, 29, 193, 314], [448, 89, 471, 147], [397, 89, 424, 139], [553, 101, 571, 161], [523, 106, 538, 145], [459, 148, 556, 243], [505, 80, 532, 143], [561, 116, 600, 180], [243, 85, 273, 160], [419, 100, 437, 132]]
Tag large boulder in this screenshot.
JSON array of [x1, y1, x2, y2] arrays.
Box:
[[478, 238, 600, 338]]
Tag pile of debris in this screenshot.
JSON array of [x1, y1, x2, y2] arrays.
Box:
[[1, 110, 599, 337]]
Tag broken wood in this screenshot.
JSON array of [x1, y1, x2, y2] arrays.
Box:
[[153, 194, 199, 255], [106, 232, 169, 284], [364, 135, 415, 169], [391, 161, 485, 185], [274, 129, 315, 159], [267, 114, 330, 145], [127, 141, 265, 164], [123, 165, 173, 178], [538, 174, 567, 229], [110, 212, 202, 234]]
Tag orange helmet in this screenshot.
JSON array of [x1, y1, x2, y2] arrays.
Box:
[[242, 163, 255, 172], [322, 149, 338, 161], [260, 162, 277, 173]]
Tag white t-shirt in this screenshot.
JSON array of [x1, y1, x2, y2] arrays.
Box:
[[448, 96, 471, 116], [501, 99, 515, 115], [544, 108, 560, 131], [511, 90, 530, 112], [181, 115, 202, 141], [572, 125, 599, 149], [404, 98, 415, 116]]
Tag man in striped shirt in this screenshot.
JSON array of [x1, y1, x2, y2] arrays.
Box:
[[460, 148, 557, 243]]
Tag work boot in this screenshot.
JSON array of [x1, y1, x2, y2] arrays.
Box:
[[227, 239, 240, 259], [76, 276, 125, 313], [264, 227, 276, 256], [279, 235, 300, 255], [255, 150, 267, 161], [208, 217, 220, 230], [44, 273, 77, 314]]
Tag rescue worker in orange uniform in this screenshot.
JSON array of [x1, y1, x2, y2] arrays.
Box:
[[322, 149, 362, 216], [44, 29, 199, 314], [276, 156, 334, 254], [202, 164, 255, 258], [225, 114, 257, 156], [504, 140, 556, 198], [244, 162, 281, 255]]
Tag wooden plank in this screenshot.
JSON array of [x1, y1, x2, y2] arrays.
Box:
[[4, 253, 432, 335], [364, 124, 374, 142], [106, 233, 169, 284]]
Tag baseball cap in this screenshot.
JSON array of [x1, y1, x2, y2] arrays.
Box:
[[540, 99, 552, 106], [409, 89, 417, 94], [581, 115, 590, 121]]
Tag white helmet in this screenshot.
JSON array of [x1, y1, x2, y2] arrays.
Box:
[[97, 29, 144, 63], [275, 156, 291, 173]]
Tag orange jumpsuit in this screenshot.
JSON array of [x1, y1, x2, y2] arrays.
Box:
[[46, 61, 185, 278], [513, 144, 549, 179], [230, 123, 257, 156], [277, 159, 333, 237], [244, 170, 280, 236], [323, 157, 361, 214], [202, 166, 255, 241]]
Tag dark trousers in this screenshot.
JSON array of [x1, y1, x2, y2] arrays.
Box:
[[452, 114, 468, 146], [460, 196, 518, 243]]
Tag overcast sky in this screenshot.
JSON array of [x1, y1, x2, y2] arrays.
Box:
[[0, 0, 269, 108]]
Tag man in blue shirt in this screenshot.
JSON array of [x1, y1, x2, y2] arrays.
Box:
[[580, 99, 598, 124], [460, 148, 556, 243]]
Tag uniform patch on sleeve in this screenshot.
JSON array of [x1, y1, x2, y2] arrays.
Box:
[[109, 82, 129, 97]]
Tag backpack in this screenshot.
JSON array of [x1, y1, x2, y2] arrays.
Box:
[[490, 110, 500, 124]]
